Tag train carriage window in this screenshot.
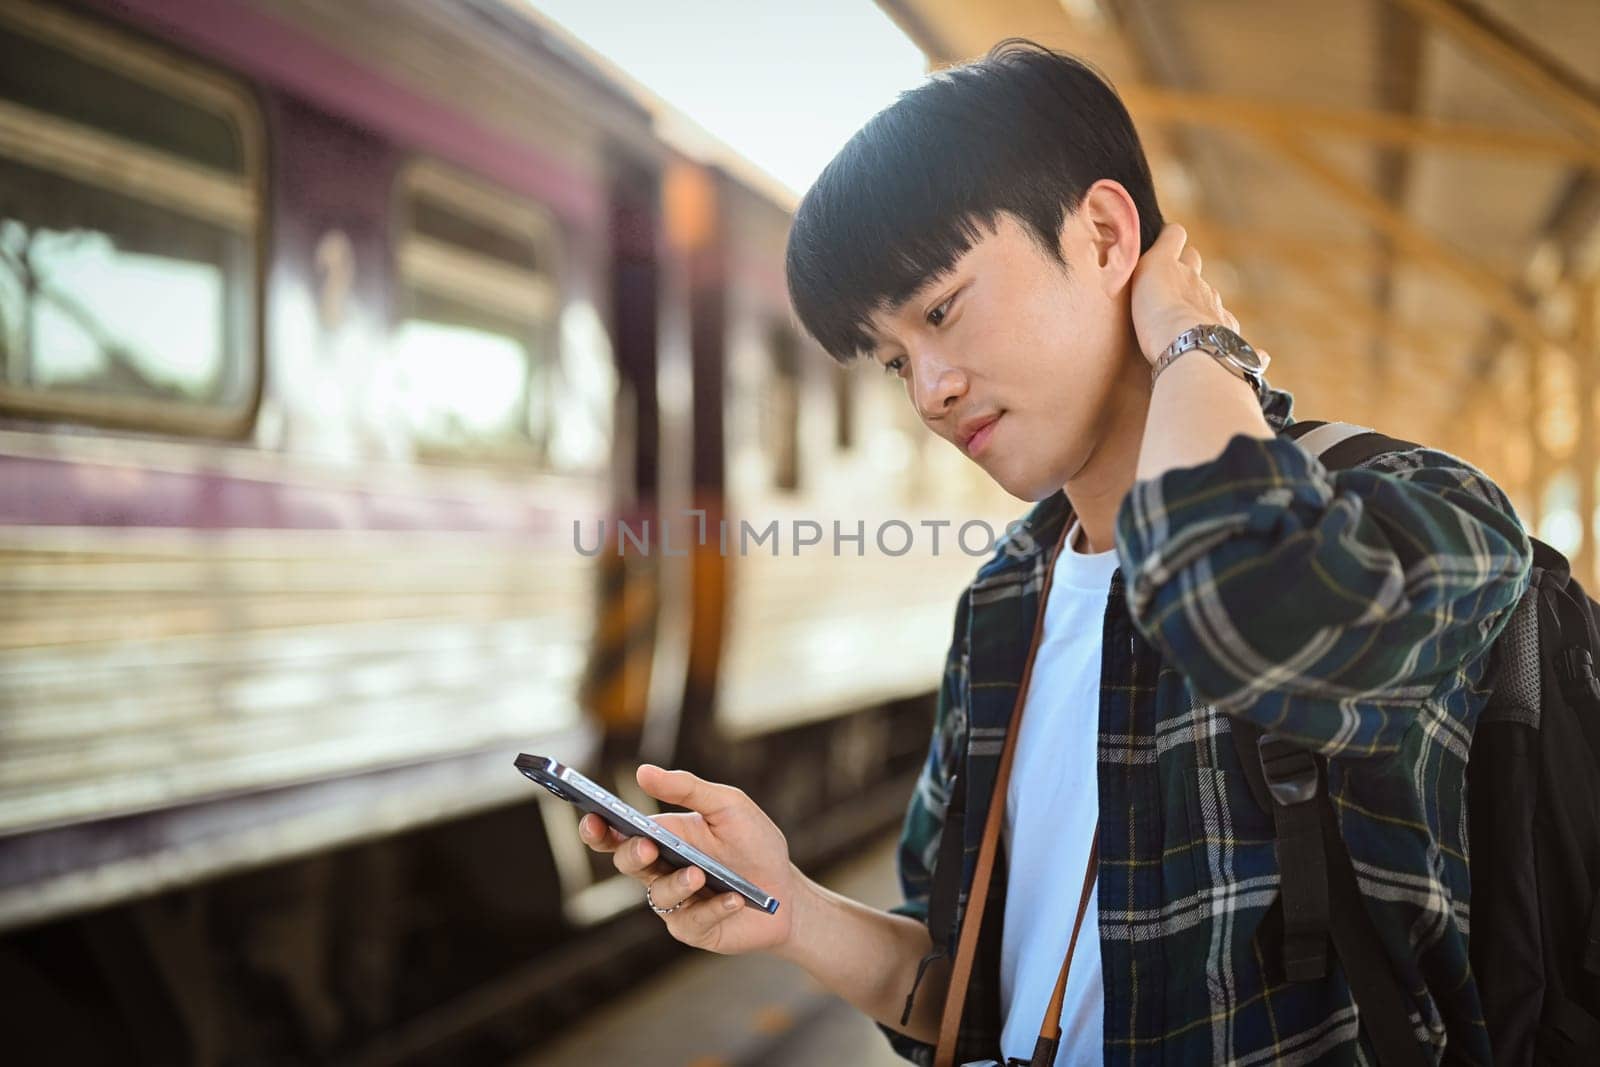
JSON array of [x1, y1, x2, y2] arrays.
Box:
[[394, 161, 571, 466], [551, 300, 615, 472], [766, 323, 801, 492], [0, 0, 261, 432]]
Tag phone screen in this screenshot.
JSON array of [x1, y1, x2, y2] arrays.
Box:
[[516, 754, 780, 914]]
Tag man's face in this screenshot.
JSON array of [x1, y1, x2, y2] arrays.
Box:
[[863, 210, 1139, 501]]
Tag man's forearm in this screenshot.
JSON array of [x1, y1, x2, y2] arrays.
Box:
[[1135, 346, 1275, 484], [771, 866, 949, 1046]]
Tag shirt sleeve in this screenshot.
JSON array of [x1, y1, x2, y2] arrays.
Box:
[[1113, 431, 1533, 758], [874, 587, 971, 1064]]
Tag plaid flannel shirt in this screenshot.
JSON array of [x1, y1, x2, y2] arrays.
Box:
[[877, 378, 1533, 1066]]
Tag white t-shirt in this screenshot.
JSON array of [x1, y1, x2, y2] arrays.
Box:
[[998, 514, 1117, 1066]]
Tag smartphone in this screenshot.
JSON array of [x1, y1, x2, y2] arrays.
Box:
[[516, 754, 780, 914]]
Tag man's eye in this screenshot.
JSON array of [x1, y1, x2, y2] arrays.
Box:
[[927, 296, 955, 327], [883, 356, 906, 376]]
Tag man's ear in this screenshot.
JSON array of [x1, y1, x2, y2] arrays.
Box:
[[1068, 179, 1141, 297]]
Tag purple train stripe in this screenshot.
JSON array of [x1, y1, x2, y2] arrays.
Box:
[[0, 451, 603, 536]]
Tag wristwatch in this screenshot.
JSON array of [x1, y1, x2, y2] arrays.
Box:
[[1150, 324, 1267, 398]]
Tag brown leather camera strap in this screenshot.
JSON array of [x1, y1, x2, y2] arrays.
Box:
[[1043, 829, 1100, 1040], [933, 514, 1077, 1067]]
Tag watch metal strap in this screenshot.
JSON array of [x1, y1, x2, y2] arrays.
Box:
[[1152, 328, 1260, 394], [1150, 325, 1208, 382]]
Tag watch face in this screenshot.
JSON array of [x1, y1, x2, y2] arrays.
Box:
[[1204, 325, 1263, 371]]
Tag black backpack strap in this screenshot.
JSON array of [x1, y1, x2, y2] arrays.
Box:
[[1234, 419, 1434, 1064], [1231, 718, 1429, 1066], [1230, 427, 1335, 983], [1229, 720, 1329, 981], [1280, 420, 1422, 471], [1320, 793, 1432, 1067]]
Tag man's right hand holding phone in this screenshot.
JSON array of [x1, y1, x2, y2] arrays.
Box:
[[577, 764, 800, 955], [575, 763, 949, 1046]]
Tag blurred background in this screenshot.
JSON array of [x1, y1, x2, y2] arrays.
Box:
[[1, 0, 1597, 1063]]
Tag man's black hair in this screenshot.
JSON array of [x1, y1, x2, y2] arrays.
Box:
[[785, 39, 1164, 363]]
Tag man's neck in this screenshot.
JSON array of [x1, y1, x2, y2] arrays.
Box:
[[1062, 349, 1153, 556]]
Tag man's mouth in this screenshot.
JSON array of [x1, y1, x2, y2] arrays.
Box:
[[964, 414, 1002, 457]]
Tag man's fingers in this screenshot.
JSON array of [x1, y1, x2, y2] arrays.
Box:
[[578, 814, 628, 853], [612, 833, 673, 880], [580, 812, 699, 855], [579, 816, 708, 888], [1181, 245, 1202, 273], [666, 891, 745, 946], [635, 858, 747, 948], [649, 863, 705, 909], [636, 764, 745, 818], [1155, 222, 1188, 257]]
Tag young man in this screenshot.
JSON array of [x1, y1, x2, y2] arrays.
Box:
[[578, 40, 1533, 1066]]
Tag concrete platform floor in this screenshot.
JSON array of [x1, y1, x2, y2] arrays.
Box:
[[518, 830, 911, 1067]]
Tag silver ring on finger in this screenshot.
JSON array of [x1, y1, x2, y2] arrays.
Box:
[[645, 877, 687, 915]]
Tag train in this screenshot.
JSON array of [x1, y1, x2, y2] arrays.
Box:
[[0, 0, 1016, 1061]]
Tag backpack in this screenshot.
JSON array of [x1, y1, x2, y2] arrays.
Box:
[[1233, 419, 1600, 1066]]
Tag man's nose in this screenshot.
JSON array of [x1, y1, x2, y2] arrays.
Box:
[[912, 355, 967, 423]]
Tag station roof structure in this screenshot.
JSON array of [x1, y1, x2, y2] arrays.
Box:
[[880, 0, 1600, 539]]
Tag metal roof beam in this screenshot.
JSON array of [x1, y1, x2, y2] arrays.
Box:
[[1388, 0, 1600, 147], [1122, 85, 1599, 167], [1256, 130, 1562, 357]]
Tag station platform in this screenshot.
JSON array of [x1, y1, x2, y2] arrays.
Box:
[[520, 831, 910, 1067]]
